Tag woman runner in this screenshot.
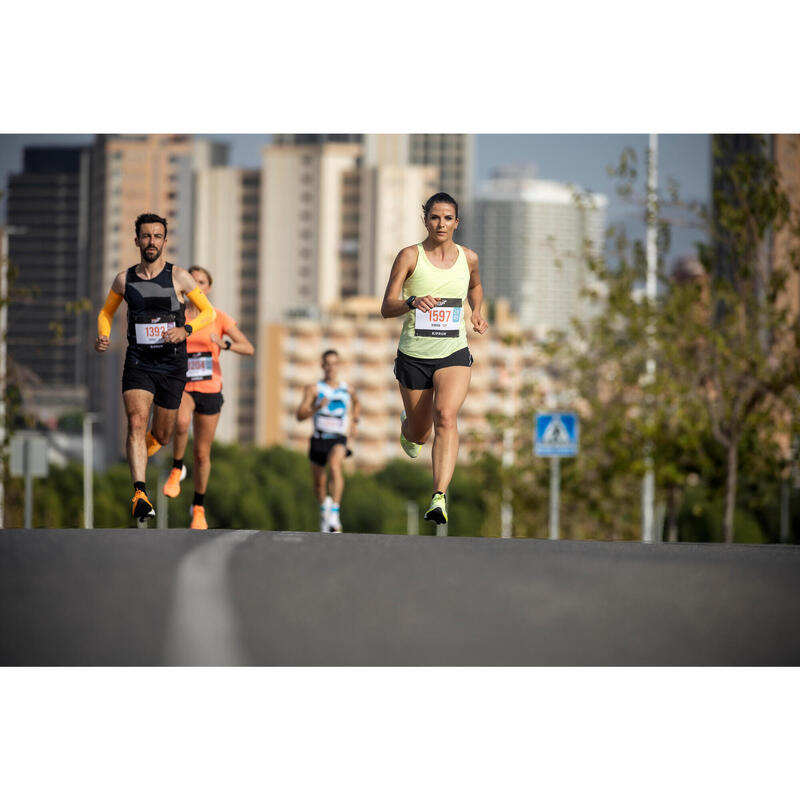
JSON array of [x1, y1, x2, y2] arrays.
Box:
[[380, 192, 488, 525], [162, 266, 254, 529]]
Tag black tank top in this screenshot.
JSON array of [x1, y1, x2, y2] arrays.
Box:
[[124, 262, 187, 365]]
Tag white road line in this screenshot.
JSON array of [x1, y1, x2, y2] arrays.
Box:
[[163, 530, 259, 666]]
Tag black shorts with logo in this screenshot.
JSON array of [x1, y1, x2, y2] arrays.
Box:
[[186, 390, 224, 416], [308, 435, 352, 467], [121, 350, 187, 410], [394, 347, 473, 390]]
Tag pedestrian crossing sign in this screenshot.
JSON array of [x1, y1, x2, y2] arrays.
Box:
[[534, 412, 579, 457]]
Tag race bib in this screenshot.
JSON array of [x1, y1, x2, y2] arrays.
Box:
[[315, 414, 347, 435], [134, 313, 176, 346], [414, 298, 462, 337], [187, 351, 213, 382]]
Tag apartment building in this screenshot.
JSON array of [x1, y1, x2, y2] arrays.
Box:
[[256, 297, 556, 471], [475, 170, 607, 335]]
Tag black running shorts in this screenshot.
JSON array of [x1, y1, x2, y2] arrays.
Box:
[[122, 356, 187, 410], [308, 435, 352, 467], [186, 390, 224, 416], [394, 347, 473, 390]]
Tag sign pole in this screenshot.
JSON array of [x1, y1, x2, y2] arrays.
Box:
[[535, 411, 578, 541], [549, 456, 560, 540], [24, 437, 33, 529], [83, 413, 97, 529], [406, 501, 419, 536]]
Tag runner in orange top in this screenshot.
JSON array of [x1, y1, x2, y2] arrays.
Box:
[[162, 266, 254, 529]]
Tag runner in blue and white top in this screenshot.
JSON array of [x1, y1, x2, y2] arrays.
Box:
[[296, 349, 361, 532]]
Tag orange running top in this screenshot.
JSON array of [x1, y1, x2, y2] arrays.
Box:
[[185, 308, 237, 394]]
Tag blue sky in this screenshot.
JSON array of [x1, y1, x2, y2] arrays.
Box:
[[0, 133, 710, 259]]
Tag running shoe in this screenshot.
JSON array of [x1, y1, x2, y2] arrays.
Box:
[[162, 465, 187, 498], [132, 489, 155, 521], [320, 496, 332, 532], [328, 509, 342, 533], [190, 505, 208, 530], [424, 492, 448, 525], [400, 410, 421, 459]]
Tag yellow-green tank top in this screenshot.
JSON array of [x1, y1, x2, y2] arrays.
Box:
[[398, 243, 470, 359]]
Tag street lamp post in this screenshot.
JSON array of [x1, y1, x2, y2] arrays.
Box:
[[642, 133, 659, 543], [83, 413, 98, 528]]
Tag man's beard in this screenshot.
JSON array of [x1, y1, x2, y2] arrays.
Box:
[[142, 247, 161, 263]]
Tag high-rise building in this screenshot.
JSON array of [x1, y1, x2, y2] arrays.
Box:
[[273, 134, 362, 146], [356, 162, 440, 296], [772, 134, 800, 319], [6, 146, 92, 422], [712, 133, 800, 317], [408, 134, 474, 207], [474, 169, 607, 334], [258, 140, 362, 321], [265, 135, 472, 302], [364, 133, 474, 237], [193, 166, 261, 444], [357, 135, 446, 296]]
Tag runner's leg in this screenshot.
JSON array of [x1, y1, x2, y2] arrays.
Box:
[[124, 389, 155, 484], [311, 462, 327, 504], [327, 444, 347, 504], [399, 385, 434, 444], [173, 391, 195, 462], [191, 409, 220, 495], [150, 402, 179, 449], [430, 365, 471, 494]]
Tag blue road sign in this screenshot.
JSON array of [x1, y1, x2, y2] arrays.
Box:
[[534, 412, 579, 457]]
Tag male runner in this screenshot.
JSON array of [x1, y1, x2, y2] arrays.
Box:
[[296, 350, 360, 532], [95, 213, 215, 522]]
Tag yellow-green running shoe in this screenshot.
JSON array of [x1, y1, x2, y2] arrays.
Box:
[[424, 492, 448, 525], [400, 411, 421, 458]]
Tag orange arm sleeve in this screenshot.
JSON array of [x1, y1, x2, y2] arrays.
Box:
[[98, 290, 123, 337], [186, 288, 216, 332]]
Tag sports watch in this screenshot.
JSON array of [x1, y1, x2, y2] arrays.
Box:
[[406, 296, 417, 309], [184, 323, 193, 335]]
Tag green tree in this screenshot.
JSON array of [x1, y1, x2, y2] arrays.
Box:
[[548, 139, 800, 544]]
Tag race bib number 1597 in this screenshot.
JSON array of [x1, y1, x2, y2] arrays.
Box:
[[414, 298, 462, 338]]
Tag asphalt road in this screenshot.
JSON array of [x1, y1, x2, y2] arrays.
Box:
[[2, 529, 799, 665]]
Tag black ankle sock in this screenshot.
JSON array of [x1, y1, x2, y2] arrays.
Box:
[[172, 459, 183, 470], [193, 492, 205, 507], [432, 491, 446, 499], [134, 481, 146, 494]]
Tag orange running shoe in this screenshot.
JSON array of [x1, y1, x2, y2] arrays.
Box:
[[131, 489, 155, 521], [162, 465, 187, 497], [190, 504, 208, 530]]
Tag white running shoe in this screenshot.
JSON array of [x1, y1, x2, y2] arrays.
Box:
[[328, 508, 342, 533], [320, 495, 333, 532], [400, 411, 421, 458]]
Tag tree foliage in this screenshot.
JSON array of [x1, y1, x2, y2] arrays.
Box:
[[541, 137, 800, 543]]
